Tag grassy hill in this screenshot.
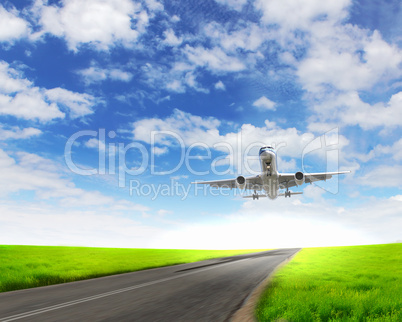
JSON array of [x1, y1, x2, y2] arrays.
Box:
[[256, 243, 401, 321], [0, 245, 268, 293]]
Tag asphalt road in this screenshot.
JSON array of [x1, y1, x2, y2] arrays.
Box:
[[0, 248, 300, 322]]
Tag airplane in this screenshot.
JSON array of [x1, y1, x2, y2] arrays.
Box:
[[192, 146, 350, 200]]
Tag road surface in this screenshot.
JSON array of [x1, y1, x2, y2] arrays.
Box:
[[0, 248, 300, 321]]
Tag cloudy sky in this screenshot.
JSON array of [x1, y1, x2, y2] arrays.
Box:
[[0, 0, 401, 249]]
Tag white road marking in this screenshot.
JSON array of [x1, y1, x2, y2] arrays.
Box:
[[0, 259, 248, 321]]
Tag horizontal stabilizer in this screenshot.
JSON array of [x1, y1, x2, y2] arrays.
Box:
[[278, 191, 303, 197], [243, 194, 267, 199]]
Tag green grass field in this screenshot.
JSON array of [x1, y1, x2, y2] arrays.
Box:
[[0, 245, 268, 293], [256, 243, 401, 321]]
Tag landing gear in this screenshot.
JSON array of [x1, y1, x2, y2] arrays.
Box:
[[252, 190, 259, 200], [285, 182, 291, 198]]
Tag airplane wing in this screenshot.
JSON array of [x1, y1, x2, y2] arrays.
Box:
[[278, 171, 350, 189], [192, 175, 264, 191]]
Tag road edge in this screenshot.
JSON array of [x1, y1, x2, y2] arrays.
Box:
[[230, 248, 302, 322]]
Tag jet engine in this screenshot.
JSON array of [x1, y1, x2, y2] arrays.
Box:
[[236, 175, 246, 189], [294, 171, 305, 186]]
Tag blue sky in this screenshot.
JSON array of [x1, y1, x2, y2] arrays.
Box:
[[0, 0, 401, 249]]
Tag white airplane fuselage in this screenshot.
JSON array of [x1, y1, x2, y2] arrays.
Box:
[[259, 147, 279, 199]]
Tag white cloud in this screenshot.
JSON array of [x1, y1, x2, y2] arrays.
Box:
[[298, 48, 372, 93], [0, 61, 96, 121], [132, 109, 335, 174], [109, 69, 133, 82], [137, 21, 267, 94], [171, 15, 180, 23], [0, 88, 65, 122], [2, 187, 399, 249], [352, 138, 402, 163], [390, 195, 402, 202], [359, 165, 402, 188], [184, 45, 245, 72], [45, 88, 95, 118], [307, 122, 340, 134], [163, 29, 182, 46], [157, 209, 173, 216], [132, 19, 267, 96], [0, 61, 32, 94], [166, 79, 185, 93], [204, 22, 267, 53], [293, 12, 401, 131], [58, 191, 148, 213], [0, 125, 41, 140], [310, 91, 402, 130], [0, 5, 29, 43], [0, 148, 149, 214], [184, 72, 209, 93], [252, 96, 276, 111], [140, 62, 209, 94], [77, 64, 133, 85], [133, 109, 221, 147], [0, 148, 71, 197], [255, 0, 351, 30], [302, 184, 326, 201], [297, 28, 402, 93], [0, 202, 160, 248], [364, 30, 402, 80], [78, 66, 107, 84], [153, 146, 168, 155], [144, 0, 164, 12], [35, 0, 147, 51], [373, 138, 402, 161], [85, 138, 106, 151], [276, 157, 297, 172], [16, 151, 60, 173], [151, 194, 402, 249], [215, 80, 225, 90], [250, 0, 402, 133]]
